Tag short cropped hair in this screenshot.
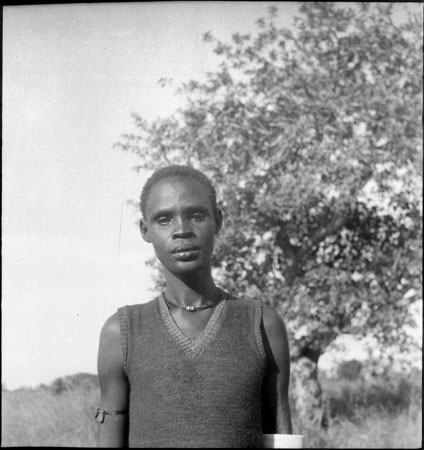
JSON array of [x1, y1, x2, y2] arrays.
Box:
[[140, 165, 218, 220]]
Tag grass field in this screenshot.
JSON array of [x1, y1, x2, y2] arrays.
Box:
[[2, 381, 99, 447], [2, 370, 422, 447]]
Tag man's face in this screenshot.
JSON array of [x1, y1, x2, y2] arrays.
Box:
[[141, 176, 221, 276]]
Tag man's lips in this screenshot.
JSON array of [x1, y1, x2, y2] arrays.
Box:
[[172, 245, 200, 261], [172, 245, 200, 254]]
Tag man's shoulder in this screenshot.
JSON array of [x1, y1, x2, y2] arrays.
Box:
[[102, 298, 159, 335], [101, 311, 121, 337], [262, 304, 284, 326], [225, 296, 250, 311], [261, 305, 288, 347], [227, 296, 267, 322]]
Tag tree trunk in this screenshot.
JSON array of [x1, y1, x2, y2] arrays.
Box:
[[290, 356, 329, 435], [275, 227, 304, 285]]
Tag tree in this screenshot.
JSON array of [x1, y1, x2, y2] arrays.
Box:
[[337, 359, 363, 381], [116, 2, 422, 431]]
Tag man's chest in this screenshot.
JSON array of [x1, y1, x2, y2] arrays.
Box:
[[169, 308, 215, 340]]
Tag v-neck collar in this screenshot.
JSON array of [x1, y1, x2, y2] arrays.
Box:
[[158, 294, 228, 360]]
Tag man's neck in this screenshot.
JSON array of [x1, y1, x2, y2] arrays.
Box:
[[163, 269, 220, 307]]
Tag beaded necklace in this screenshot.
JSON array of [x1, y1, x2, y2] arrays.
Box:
[[162, 290, 226, 312]]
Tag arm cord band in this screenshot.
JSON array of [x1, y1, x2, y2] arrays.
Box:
[[95, 408, 127, 423]]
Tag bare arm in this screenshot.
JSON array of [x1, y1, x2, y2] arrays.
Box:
[[97, 312, 129, 447], [261, 305, 293, 434]]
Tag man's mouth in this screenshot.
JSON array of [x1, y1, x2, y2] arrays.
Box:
[[172, 245, 200, 260], [172, 245, 200, 253]]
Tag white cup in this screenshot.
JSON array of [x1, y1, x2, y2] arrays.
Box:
[[262, 433, 305, 448]]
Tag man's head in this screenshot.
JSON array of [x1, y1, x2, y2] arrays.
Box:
[[139, 165, 222, 276], [140, 165, 219, 222]]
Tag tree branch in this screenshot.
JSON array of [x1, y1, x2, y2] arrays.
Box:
[[310, 213, 348, 248]]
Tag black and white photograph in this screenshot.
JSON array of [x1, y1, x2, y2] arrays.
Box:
[[2, 2, 422, 447]]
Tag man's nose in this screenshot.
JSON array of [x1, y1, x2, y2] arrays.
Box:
[[172, 217, 195, 238]]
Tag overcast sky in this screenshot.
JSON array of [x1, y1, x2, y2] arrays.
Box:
[[2, 1, 302, 390], [2, 2, 421, 390]]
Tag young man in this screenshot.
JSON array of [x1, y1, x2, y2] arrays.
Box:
[[97, 165, 292, 447]]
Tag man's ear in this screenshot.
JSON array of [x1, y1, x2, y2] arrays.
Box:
[[214, 209, 223, 235], [140, 218, 151, 243]]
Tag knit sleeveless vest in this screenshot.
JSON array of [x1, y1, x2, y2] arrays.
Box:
[[118, 296, 266, 448]]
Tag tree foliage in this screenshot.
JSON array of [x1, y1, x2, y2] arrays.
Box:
[[116, 2, 422, 363]]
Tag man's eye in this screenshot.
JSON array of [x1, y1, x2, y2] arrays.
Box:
[[192, 212, 205, 221], [157, 217, 171, 226]]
